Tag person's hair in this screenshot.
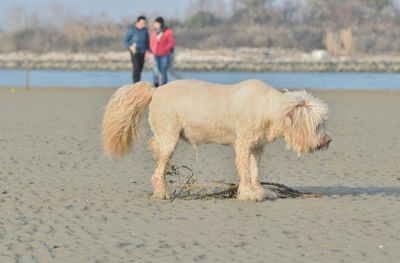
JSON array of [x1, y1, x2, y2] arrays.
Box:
[[137, 16, 146, 22], [155, 17, 165, 29]]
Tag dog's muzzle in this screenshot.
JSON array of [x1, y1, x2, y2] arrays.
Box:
[[318, 134, 332, 150]]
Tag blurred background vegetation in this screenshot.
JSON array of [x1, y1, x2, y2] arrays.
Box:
[[1, 0, 399, 54]]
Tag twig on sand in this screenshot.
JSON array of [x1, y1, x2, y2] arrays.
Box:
[[166, 165, 322, 201]]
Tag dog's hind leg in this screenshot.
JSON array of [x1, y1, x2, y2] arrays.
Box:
[[150, 132, 179, 200]]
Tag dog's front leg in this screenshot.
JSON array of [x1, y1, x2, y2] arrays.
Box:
[[250, 147, 267, 201], [249, 147, 277, 201], [235, 142, 255, 201]]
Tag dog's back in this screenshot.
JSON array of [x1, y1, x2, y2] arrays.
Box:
[[150, 79, 277, 113], [148, 79, 280, 146]]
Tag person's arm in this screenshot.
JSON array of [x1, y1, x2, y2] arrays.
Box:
[[145, 30, 151, 53], [123, 28, 133, 49], [146, 31, 155, 64], [165, 30, 175, 53]]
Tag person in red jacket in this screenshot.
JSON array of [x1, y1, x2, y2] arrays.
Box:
[[150, 17, 175, 87]]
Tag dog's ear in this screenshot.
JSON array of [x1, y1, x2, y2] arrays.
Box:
[[287, 99, 308, 118], [281, 95, 318, 154], [286, 91, 328, 125]]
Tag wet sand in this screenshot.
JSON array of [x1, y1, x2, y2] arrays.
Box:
[[0, 88, 399, 262]]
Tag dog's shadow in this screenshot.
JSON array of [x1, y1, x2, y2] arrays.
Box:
[[294, 186, 400, 197]]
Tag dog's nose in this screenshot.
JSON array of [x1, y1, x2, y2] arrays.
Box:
[[324, 135, 332, 144]]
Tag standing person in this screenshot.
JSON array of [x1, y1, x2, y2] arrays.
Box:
[[124, 16, 150, 83], [150, 17, 175, 87]]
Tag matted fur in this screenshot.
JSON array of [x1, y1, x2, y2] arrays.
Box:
[[102, 79, 331, 201], [102, 82, 154, 158]]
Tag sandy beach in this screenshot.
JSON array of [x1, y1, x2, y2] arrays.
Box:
[[0, 87, 399, 262]]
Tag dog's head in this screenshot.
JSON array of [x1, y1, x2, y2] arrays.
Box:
[[280, 90, 331, 155]]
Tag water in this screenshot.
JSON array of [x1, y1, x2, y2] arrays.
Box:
[[1, 69, 400, 90]]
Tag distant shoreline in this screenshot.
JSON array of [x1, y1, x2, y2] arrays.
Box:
[[3, 61, 400, 73], [1, 49, 400, 72]]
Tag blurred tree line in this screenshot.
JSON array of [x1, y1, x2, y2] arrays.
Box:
[[1, 0, 400, 54]]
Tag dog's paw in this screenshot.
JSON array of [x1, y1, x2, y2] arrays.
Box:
[[151, 191, 171, 200], [252, 187, 268, 201], [237, 185, 252, 201], [237, 186, 278, 202], [237, 193, 254, 201], [237, 187, 263, 202]]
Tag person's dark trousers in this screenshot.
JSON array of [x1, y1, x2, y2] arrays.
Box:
[[130, 52, 146, 83]]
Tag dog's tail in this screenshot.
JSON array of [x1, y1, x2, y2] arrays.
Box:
[[102, 82, 155, 158]]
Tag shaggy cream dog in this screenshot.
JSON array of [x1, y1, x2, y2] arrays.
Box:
[[102, 80, 331, 201]]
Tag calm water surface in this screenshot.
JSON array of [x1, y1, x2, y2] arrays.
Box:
[[1, 69, 400, 90]]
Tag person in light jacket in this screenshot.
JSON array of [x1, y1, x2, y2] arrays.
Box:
[[150, 17, 175, 87], [124, 16, 150, 83]]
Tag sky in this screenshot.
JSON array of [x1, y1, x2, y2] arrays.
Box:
[[0, 0, 189, 25]]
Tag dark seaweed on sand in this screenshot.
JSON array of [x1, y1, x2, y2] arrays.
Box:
[[166, 165, 322, 201]]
